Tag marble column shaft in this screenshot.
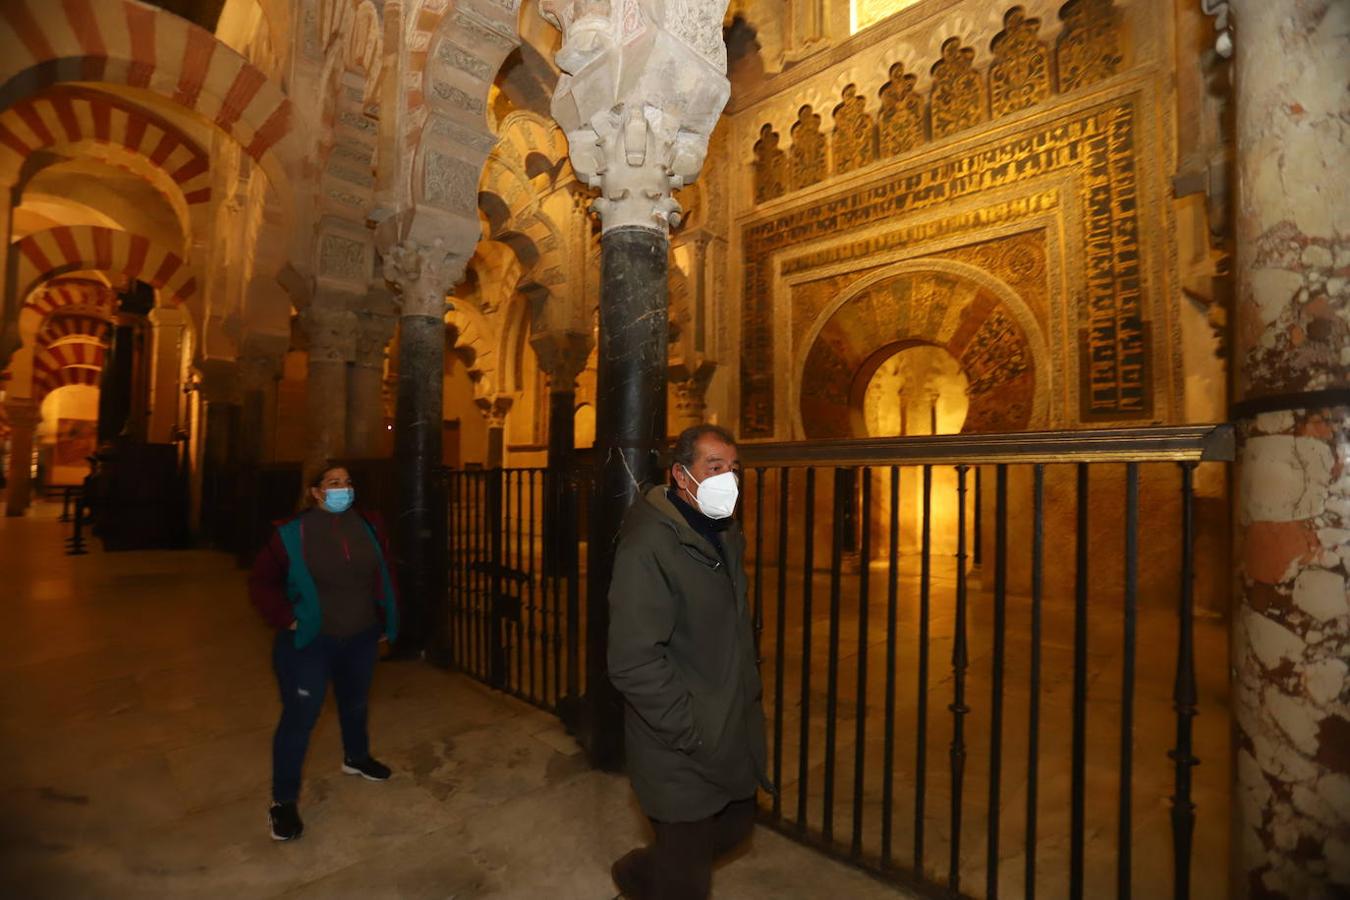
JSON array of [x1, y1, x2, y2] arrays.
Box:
[[382, 240, 460, 658], [301, 305, 357, 476], [585, 226, 671, 768], [347, 313, 395, 459], [1229, 2, 1350, 897]]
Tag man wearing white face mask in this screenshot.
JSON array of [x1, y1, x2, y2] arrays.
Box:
[[608, 425, 771, 900]]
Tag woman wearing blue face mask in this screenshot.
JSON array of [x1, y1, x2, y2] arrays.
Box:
[[248, 463, 400, 841]]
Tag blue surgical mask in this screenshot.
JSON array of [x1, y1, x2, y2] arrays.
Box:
[[321, 488, 355, 514]]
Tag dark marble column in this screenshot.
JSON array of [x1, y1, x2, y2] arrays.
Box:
[[98, 283, 153, 445], [545, 386, 577, 577], [586, 226, 670, 769], [531, 329, 591, 580], [380, 240, 466, 661], [392, 312, 444, 657]]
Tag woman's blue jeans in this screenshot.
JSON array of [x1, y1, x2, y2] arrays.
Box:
[[271, 625, 380, 804]]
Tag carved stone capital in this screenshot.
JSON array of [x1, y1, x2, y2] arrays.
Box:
[[670, 361, 715, 425], [380, 239, 465, 318], [238, 333, 290, 391], [531, 330, 594, 390], [197, 359, 242, 405], [541, 0, 732, 233], [478, 393, 515, 427], [299, 306, 359, 364], [2, 397, 40, 430], [353, 312, 398, 370]]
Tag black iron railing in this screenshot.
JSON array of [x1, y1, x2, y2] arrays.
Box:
[[445, 467, 587, 717], [439, 425, 1232, 900], [735, 425, 1233, 900]]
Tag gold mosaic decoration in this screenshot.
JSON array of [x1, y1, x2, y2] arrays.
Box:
[[753, 124, 788, 203], [929, 37, 987, 139], [877, 63, 926, 157], [831, 85, 879, 175], [750, 1, 1124, 205], [1056, 0, 1122, 92], [789, 106, 827, 191], [740, 98, 1152, 437], [989, 7, 1054, 117]]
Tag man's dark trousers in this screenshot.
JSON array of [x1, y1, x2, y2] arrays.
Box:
[[612, 797, 757, 900], [271, 625, 380, 803]]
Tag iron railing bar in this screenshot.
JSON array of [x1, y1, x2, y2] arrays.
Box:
[[1119, 462, 1139, 898], [736, 424, 1234, 467], [1026, 463, 1044, 900], [516, 470, 525, 696], [528, 471, 538, 704], [772, 468, 790, 821], [753, 468, 766, 659], [948, 465, 971, 895], [851, 467, 872, 859], [914, 464, 932, 871], [986, 464, 1008, 899], [881, 465, 899, 869], [797, 467, 816, 832], [1070, 463, 1089, 900], [823, 468, 846, 843], [1170, 462, 1199, 900]]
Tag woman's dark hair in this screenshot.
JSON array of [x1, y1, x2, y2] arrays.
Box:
[[309, 461, 349, 489], [672, 424, 737, 468]]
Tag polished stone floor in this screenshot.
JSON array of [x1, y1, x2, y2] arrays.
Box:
[[0, 501, 909, 899]]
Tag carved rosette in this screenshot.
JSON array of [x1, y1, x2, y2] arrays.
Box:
[[380, 239, 465, 319], [540, 0, 732, 233]]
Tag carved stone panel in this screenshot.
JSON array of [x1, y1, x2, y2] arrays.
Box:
[[831, 85, 878, 176], [1056, 0, 1121, 93], [877, 62, 926, 158], [989, 7, 1053, 117], [319, 232, 369, 283], [753, 124, 789, 203], [422, 150, 481, 211], [789, 105, 827, 190], [929, 37, 987, 139]]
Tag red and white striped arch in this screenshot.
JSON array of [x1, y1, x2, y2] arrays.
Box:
[[37, 315, 112, 348], [31, 341, 105, 403], [0, 0, 295, 185], [0, 86, 211, 207], [13, 226, 197, 309], [23, 278, 119, 322]]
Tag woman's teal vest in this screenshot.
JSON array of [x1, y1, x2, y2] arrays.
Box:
[[277, 515, 399, 648]]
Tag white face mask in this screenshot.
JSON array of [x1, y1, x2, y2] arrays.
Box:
[[681, 465, 739, 520]]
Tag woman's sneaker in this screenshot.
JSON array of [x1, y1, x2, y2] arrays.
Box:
[[269, 802, 303, 841], [341, 756, 391, 781]]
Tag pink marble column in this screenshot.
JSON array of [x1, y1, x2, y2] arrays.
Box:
[[1230, 1, 1350, 896]]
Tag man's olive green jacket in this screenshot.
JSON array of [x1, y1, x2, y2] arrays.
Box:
[[607, 485, 770, 823]]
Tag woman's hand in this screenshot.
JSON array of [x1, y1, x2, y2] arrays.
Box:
[[288, 621, 297, 631]]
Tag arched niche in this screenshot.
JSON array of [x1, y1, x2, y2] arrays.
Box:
[[794, 260, 1049, 439]]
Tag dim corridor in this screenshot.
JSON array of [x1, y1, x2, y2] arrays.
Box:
[[0, 502, 908, 899]]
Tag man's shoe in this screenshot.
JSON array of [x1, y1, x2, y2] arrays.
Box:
[[341, 756, 392, 781], [269, 802, 303, 841]]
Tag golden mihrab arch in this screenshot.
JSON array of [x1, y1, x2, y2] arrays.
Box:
[[794, 259, 1051, 439]]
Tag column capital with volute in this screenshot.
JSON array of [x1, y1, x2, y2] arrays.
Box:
[[540, 0, 733, 234]]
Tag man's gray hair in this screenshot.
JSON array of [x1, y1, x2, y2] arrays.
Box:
[[672, 424, 738, 468]]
